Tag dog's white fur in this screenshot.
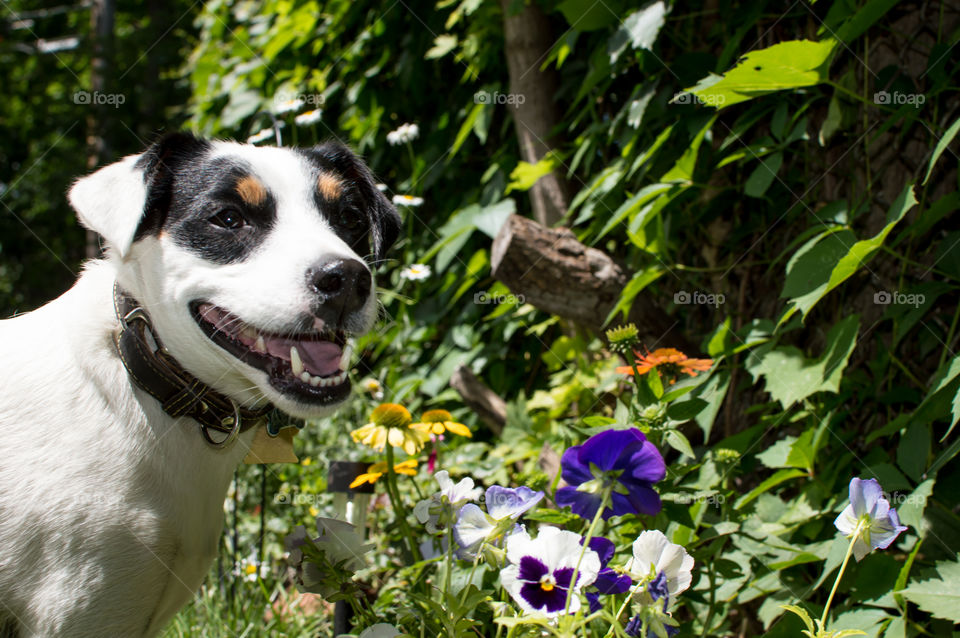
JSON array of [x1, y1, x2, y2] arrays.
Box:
[[0, 141, 376, 636]]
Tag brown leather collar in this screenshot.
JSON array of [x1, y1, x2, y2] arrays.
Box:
[[112, 284, 273, 446]]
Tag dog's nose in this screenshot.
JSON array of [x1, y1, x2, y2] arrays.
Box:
[[306, 258, 371, 321]]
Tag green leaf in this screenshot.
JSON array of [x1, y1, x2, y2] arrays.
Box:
[[662, 115, 716, 183], [425, 34, 458, 59], [899, 559, 960, 622], [897, 478, 934, 531], [896, 422, 930, 483], [506, 152, 561, 193], [664, 429, 695, 459], [734, 468, 807, 509], [780, 605, 816, 634], [608, 1, 668, 63], [832, 0, 899, 43], [744, 151, 783, 198], [781, 185, 916, 322], [747, 316, 859, 408], [915, 353, 960, 440], [685, 39, 837, 109], [922, 117, 960, 184], [556, 0, 620, 31]]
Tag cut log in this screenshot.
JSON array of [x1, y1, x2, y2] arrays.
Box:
[[491, 214, 688, 348], [450, 365, 506, 434]]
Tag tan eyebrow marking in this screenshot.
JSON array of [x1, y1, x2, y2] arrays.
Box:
[[317, 172, 343, 200], [235, 175, 267, 206]]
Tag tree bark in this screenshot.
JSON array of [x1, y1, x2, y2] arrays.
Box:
[[499, 0, 570, 226], [450, 365, 507, 434], [85, 0, 114, 259], [491, 215, 690, 349]]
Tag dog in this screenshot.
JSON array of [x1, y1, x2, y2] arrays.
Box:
[[0, 132, 401, 637]]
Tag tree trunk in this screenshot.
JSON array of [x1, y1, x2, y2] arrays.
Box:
[[491, 215, 691, 350], [85, 0, 115, 259], [499, 0, 570, 226]]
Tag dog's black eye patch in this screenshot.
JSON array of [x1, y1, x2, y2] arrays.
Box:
[[165, 161, 278, 264], [297, 143, 401, 263]]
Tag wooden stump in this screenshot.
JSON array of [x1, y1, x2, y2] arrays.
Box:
[[491, 214, 687, 348]]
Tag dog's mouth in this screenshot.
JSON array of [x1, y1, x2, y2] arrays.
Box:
[[191, 302, 352, 405]]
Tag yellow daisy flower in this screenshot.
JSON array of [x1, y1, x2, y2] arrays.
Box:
[[351, 403, 429, 455], [410, 409, 472, 438], [348, 459, 419, 489]]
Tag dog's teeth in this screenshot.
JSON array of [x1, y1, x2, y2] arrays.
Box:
[[290, 346, 303, 376], [340, 340, 354, 371], [300, 371, 311, 383], [241, 325, 257, 340], [254, 335, 266, 352], [309, 374, 321, 386]]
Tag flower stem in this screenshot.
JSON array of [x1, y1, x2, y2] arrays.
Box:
[[603, 593, 634, 638], [444, 523, 454, 594], [820, 522, 862, 628], [384, 444, 420, 563], [459, 546, 484, 607], [563, 493, 609, 614]]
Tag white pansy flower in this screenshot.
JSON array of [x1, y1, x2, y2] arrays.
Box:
[[624, 530, 694, 601]]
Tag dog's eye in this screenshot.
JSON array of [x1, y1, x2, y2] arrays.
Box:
[[209, 209, 247, 230], [338, 209, 367, 233]]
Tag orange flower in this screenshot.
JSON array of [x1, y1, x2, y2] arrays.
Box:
[[616, 348, 713, 382]]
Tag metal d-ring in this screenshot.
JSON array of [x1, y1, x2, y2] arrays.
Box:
[[200, 400, 243, 448]]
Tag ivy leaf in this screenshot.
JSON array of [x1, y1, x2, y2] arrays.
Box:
[[899, 559, 960, 622], [685, 39, 837, 109]]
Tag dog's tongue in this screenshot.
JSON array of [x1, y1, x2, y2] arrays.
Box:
[[264, 335, 342, 376]]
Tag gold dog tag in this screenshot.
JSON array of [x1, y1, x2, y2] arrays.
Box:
[[244, 425, 300, 464]]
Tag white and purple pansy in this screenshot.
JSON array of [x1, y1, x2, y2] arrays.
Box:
[[501, 526, 600, 617], [453, 484, 544, 559]]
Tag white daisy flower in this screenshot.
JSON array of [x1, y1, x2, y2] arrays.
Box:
[[246, 128, 274, 144], [294, 109, 322, 126], [386, 122, 420, 145], [235, 553, 269, 582], [274, 96, 304, 114], [392, 194, 424, 207], [399, 264, 431, 281]]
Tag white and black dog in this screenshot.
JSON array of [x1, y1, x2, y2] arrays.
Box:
[[0, 133, 400, 637]]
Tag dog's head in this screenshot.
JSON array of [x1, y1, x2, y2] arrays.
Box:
[[69, 132, 401, 418]]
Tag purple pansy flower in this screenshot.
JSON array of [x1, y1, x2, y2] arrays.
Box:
[[556, 428, 666, 520], [453, 485, 544, 559], [834, 477, 908, 561], [582, 536, 632, 612], [501, 526, 600, 616]]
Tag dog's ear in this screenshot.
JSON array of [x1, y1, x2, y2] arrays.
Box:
[[68, 132, 209, 257], [304, 142, 403, 263]]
